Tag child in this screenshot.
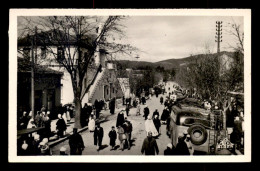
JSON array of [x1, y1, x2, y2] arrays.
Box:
[[108, 126, 117, 150]]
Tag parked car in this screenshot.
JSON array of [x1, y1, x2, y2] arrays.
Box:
[[168, 107, 211, 153]]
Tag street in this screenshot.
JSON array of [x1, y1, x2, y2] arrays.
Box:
[[50, 82, 176, 155]]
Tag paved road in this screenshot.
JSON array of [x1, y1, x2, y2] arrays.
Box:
[[50, 81, 177, 155]]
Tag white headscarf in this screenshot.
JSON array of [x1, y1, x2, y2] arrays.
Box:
[[34, 134, 40, 140], [22, 143, 28, 150], [167, 143, 173, 149]]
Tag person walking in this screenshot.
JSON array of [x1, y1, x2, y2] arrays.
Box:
[[56, 114, 67, 138], [69, 128, 85, 155], [141, 96, 146, 105], [66, 106, 71, 123], [123, 118, 133, 150], [160, 96, 164, 105], [108, 126, 117, 150], [94, 123, 104, 151], [116, 110, 125, 127], [136, 103, 141, 116], [125, 103, 130, 116], [143, 105, 150, 120], [152, 109, 159, 119], [161, 107, 170, 124], [153, 115, 161, 135], [117, 125, 126, 151], [94, 99, 101, 119], [141, 131, 159, 155], [88, 113, 96, 132], [109, 98, 116, 114], [145, 116, 159, 137], [42, 111, 51, 138]]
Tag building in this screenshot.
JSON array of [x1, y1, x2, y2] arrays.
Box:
[[17, 57, 63, 118], [81, 61, 124, 105], [18, 28, 124, 108]]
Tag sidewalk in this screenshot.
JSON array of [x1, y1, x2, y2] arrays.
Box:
[[49, 103, 125, 147]]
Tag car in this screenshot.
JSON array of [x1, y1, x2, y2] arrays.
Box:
[[168, 107, 212, 154]]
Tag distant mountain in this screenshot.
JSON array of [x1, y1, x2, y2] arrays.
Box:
[[155, 51, 234, 69], [116, 51, 234, 71]]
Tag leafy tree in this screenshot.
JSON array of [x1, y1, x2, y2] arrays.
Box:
[[18, 16, 137, 128]]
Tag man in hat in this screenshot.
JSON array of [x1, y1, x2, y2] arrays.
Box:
[[143, 105, 150, 120], [94, 123, 104, 151], [108, 126, 117, 150], [69, 128, 85, 155], [141, 131, 159, 155], [164, 143, 175, 155]]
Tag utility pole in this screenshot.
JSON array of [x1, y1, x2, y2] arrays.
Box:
[[215, 21, 223, 53], [31, 27, 37, 119]]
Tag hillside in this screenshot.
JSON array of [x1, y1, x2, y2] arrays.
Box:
[[116, 51, 234, 71]]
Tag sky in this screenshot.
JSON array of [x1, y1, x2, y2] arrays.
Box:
[[116, 16, 243, 62], [17, 16, 244, 63]]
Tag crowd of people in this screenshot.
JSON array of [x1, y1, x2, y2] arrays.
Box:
[[17, 81, 244, 156]]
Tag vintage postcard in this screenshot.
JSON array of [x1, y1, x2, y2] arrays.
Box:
[[9, 9, 251, 162]]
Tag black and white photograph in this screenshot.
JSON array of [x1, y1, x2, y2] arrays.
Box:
[[9, 9, 251, 162]]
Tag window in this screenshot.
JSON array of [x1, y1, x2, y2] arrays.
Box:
[[113, 88, 114, 93], [107, 89, 109, 95], [23, 48, 30, 59], [57, 46, 65, 61], [41, 46, 47, 59]]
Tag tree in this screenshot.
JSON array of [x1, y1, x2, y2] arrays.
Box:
[[226, 20, 244, 54], [18, 16, 137, 128]]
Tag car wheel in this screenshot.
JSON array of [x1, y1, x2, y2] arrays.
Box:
[[187, 124, 208, 145]]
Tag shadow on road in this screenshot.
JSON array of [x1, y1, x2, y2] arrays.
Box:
[[99, 144, 109, 151]]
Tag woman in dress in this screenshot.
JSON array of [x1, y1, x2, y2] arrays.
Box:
[[117, 125, 126, 151], [145, 115, 159, 137], [88, 113, 96, 132], [66, 106, 71, 123]]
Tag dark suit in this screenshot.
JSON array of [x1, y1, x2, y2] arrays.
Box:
[[141, 137, 159, 155], [94, 127, 104, 146]]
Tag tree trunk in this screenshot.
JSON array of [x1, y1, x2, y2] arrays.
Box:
[[74, 97, 82, 129]]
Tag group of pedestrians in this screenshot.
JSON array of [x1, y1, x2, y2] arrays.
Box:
[[18, 133, 52, 156]]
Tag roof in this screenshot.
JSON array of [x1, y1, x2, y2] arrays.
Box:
[[18, 57, 63, 75], [18, 29, 97, 47]]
